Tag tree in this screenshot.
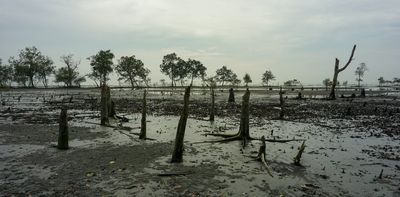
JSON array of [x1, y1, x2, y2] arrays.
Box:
[[88, 50, 114, 86], [160, 79, 166, 87], [231, 73, 241, 86], [215, 66, 235, 86], [329, 45, 356, 99], [284, 79, 301, 86], [73, 76, 86, 87], [36, 57, 55, 87], [355, 62, 367, 87], [175, 59, 190, 86], [160, 53, 180, 87], [261, 70, 275, 86], [187, 58, 207, 85], [378, 77, 385, 87], [243, 73, 252, 86], [54, 54, 85, 88], [116, 55, 150, 89], [393, 78, 400, 85], [0, 59, 14, 87], [9, 46, 54, 88], [323, 78, 331, 91]]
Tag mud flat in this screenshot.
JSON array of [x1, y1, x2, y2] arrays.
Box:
[[1, 88, 399, 196]]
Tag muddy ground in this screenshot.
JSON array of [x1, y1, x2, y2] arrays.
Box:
[[0, 88, 399, 197]]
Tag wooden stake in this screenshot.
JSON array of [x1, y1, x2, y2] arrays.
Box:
[[294, 141, 306, 165]]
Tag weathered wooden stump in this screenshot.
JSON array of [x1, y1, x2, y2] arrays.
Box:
[[139, 90, 147, 140], [210, 87, 215, 121], [106, 86, 113, 117], [279, 87, 285, 119], [100, 85, 109, 125], [228, 88, 235, 103], [58, 107, 69, 150], [171, 86, 191, 163], [110, 100, 116, 117], [294, 141, 305, 165], [238, 89, 251, 146], [360, 88, 366, 97]]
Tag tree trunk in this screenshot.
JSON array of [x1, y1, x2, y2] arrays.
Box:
[[238, 89, 251, 146], [171, 86, 191, 163], [58, 107, 69, 150], [100, 85, 109, 125], [228, 88, 235, 103], [329, 45, 356, 99], [139, 90, 147, 139], [106, 86, 113, 117], [210, 87, 215, 121], [279, 87, 285, 119]]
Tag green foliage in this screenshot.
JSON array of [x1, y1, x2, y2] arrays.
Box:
[[88, 50, 114, 86], [355, 62, 367, 86], [187, 58, 207, 85], [284, 79, 301, 86], [160, 53, 180, 87], [243, 73, 252, 86], [9, 46, 54, 87], [0, 59, 14, 87], [116, 55, 150, 88], [215, 66, 238, 86], [261, 70, 275, 86], [55, 54, 84, 87]]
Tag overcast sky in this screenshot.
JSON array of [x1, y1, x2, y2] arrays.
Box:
[[1, 0, 399, 86]]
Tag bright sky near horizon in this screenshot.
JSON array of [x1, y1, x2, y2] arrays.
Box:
[[1, 0, 399, 86]]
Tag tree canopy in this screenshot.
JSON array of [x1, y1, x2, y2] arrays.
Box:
[[88, 50, 114, 86], [116, 55, 150, 89], [261, 70, 275, 86]]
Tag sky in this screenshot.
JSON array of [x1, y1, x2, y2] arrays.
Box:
[[0, 0, 399, 86]]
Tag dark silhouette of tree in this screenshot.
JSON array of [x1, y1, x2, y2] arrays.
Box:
[[329, 45, 356, 99], [323, 78, 331, 91], [160, 53, 180, 87], [175, 59, 190, 86], [187, 58, 207, 85], [55, 54, 85, 88], [116, 55, 150, 89], [284, 79, 301, 86], [9, 46, 54, 88], [243, 73, 252, 86], [355, 62, 367, 87], [261, 70, 275, 86], [215, 66, 235, 86], [88, 50, 114, 86], [0, 59, 14, 87]]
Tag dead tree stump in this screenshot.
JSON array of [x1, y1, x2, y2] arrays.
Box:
[[110, 100, 116, 117], [210, 87, 215, 121], [360, 88, 366, 97], [100, 85, 109, 126], [228, 88, 235, 103], [139, 90, 147, 139], [58, 107, 69, 150], [106, 86, 113, 117], [279, 87, 285, 119], [171, 86, 191, 163], [238, 89, 251, 146], [256, 136, 273, 176], [294, 141, 306, 166]]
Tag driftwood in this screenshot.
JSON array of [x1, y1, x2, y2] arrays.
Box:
[[157, 171, 192, 177], [294, 141, 306, 166], [171, 86, 191, 163], [254, 136, 273, 176]]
